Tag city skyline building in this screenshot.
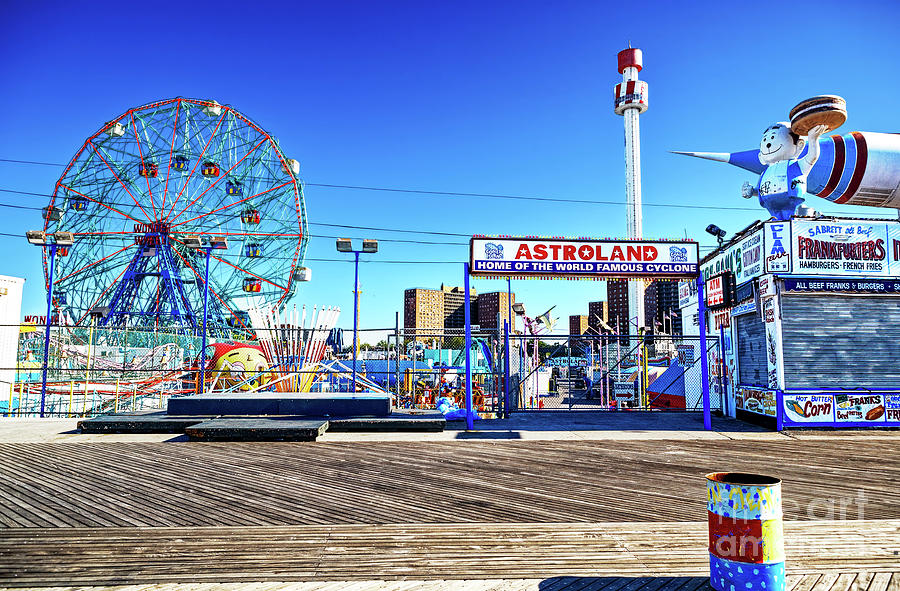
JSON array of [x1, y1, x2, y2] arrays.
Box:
[[403, 288, 445, 340], [607, 279, 629, 333], [441, 284, 477, 331], [644, 280, 682, 335], [587, 301, 609, 334], [404, 284, 516, 338], [477, 291, 516, 331], [569, 314, 588, 336]]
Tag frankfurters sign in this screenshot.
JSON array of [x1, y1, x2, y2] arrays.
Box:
[[469, 237, 699, 279]]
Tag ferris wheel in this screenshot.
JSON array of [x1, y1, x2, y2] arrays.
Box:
[[41, 97, 308, 333]]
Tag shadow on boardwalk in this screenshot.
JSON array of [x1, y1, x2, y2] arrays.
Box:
[[447, 411, 769, 432], [539, 577, 710, 591]]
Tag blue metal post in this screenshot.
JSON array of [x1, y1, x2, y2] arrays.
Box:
[[352, 250, 360, 393], [198, 248, 211, 396], [503, 319, 511, 418], [464, 263, 474, 430], [507, 277, 512, 332], [776, 390, 784, 431], [39, 244, 58, 418], [697, 275, 712, 430]]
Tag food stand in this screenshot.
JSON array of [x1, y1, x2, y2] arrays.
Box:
[[682, 215, 900, 429]]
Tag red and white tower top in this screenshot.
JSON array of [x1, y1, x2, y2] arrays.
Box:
[[617, 48, 642, 73], [614, 45, 648, 334], [614, 48, 648, 115]]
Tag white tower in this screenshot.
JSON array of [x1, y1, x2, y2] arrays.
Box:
[[614, 46, 649, 336]]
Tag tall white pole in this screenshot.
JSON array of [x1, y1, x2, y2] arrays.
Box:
[[614, 47, 649, 338]]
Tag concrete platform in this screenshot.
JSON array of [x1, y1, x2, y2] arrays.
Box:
[[78, 412, 209, 434], [167, 392, 392, 417], [328, 410, 445, 432], [184, 418, 329, 441]]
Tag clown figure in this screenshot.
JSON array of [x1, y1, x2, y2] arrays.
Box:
[[741, 123, 828, 220]]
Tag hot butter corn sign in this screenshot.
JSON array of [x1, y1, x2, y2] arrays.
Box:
[[470, 237, 700, 279]]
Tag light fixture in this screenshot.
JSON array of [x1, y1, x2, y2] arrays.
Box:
[[362, 239, 378, 253], [54, 232, 75, 246], [511, 302, 526, 315], [705, 224, 727, 247], [182, 235, 203, 249], [90, 306, 110, 319], [26, 231, 47, 245], [26, 231, 77, 246], [336, 238, 352, 252]]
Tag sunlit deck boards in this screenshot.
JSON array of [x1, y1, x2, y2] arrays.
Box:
[[0, 521, 898, 587], [0, 438, 897, 528], [0, 438, 897, 587]]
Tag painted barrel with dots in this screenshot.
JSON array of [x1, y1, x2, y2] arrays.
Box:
[[706, 472, 785, 591]]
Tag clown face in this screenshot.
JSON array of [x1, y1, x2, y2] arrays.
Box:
[[758, 122, 804, 165]]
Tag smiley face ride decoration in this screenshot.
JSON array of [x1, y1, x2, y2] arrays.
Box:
[[204, 342, 274, 392]]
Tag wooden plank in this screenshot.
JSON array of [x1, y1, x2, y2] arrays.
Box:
[[814, 574, 841, 591], [0, 522, 897, 587], [0, 438, 893, 527], [869, 574, 894, 591]]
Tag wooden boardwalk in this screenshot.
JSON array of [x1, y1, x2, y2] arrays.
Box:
[[1, 576, 899, 591], [1, 521, 898, 587], [0, 438, 898, 587], [0, 438, 897, 527], [0, 575, 898, 591]]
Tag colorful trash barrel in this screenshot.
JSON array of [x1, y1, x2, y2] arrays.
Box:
[[707, 472, 785, 591]]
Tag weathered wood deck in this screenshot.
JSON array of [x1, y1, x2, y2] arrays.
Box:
[[0, 438, 896, 527], [0, 575, 898, 591], [0, 521, 898, 587], [0, 437, 898, 587]]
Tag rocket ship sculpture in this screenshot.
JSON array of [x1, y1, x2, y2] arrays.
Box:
[[674, 95, 900, 220]]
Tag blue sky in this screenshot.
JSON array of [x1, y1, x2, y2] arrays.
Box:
[[1, 0, 899, 338]]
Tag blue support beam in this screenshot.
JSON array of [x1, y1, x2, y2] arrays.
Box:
[[503, 319, 511, 418], [464, 263, 474, 430], [697, 275, 712, 431]]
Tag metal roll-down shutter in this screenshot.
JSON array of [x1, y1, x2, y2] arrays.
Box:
[[736, 313, 767, 387]]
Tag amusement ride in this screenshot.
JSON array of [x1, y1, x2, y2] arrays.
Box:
[[41, 97, 308, 334]]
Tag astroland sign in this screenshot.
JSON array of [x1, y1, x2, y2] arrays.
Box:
[[470, 237, 700, 279]]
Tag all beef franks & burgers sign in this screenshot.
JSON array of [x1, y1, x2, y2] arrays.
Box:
[[470, 237, 700, 279]]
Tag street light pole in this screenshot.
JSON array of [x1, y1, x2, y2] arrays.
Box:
[[352, 250, 360, 394], [199, 246, 212, 396], [39, 244, 58, 418], [183, 235, 227, 396], [27, 230, 74, 418], [336, 238, 377, 394]]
